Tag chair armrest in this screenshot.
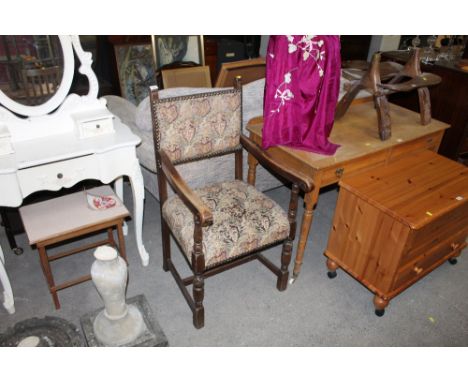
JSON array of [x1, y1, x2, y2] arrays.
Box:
[[240, 135, 314, 193], [159, 150, 213, 227]]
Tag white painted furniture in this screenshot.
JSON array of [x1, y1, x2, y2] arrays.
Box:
[[0, 244, 14, 313], [0, 35, 149, 314]]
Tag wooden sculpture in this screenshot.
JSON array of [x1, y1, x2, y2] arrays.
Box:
[[336, 48, 442, 140]]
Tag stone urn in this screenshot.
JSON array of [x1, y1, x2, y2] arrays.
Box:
[[91, 246, 144, 346]]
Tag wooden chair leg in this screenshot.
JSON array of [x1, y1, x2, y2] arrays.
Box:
[[193, 274, 205, 329], [277, 239, 292, 291], [116, 221, 127, 263], [161, 219, 171, 272], [192, 223, 205, 329], [107, 227, 116, 247], [38, 245, 60, 309]]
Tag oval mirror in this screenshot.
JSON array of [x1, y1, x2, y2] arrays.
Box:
[[0, 35, 74, 117]]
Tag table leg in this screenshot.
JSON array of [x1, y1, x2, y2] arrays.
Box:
[[127, 160, 149, 267], [0, 244, 15, 314], [290, 187, 320, 284], [114, 177, 128, 236]]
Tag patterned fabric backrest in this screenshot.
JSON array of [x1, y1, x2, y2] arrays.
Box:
[[152, 88, 242, 164]]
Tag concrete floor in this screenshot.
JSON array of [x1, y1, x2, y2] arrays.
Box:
[[1, 183, 467, 346]]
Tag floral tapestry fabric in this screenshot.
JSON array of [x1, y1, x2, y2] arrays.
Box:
[[262, 35, 341, 156], [162, 180, 290, 268], [154, 90, 242, 163]]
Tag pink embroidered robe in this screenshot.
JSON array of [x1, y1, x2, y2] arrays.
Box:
[[262, 35, 341, 155]]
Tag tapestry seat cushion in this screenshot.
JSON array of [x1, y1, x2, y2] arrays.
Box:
[[162, 180, 290, 268]]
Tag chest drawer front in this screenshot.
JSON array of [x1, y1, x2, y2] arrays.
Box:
[[400, 202, 468, 267], [17, 155, 99, 197], [393, 231, 467, 291]]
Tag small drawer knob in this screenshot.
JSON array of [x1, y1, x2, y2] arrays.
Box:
[[57, 173, 63, 179], [413, 266, 423, 274], [96, 124, 101, 129], [335, 167, 344, 178], [451, 242, 460, 251]]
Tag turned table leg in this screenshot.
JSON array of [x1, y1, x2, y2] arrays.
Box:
[[373, 295, 389, 317], [290, 187, 320, 283]]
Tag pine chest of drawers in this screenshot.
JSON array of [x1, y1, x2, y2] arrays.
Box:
[[324, 150, 468, 316]]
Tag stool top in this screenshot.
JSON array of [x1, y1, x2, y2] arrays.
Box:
[[19, 185, 129, 245]]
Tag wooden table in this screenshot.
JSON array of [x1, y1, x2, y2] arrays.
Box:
[[247, 100, 450, 282]]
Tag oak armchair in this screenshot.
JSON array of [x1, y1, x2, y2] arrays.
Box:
[[149, 79, 313, 329]]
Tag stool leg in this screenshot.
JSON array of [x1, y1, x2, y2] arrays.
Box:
[[116, 221, 127, 263], [38, 246, 60, 309], [107, 228, 116, 248]]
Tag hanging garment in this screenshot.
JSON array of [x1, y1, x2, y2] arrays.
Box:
[[262, 35, 341, 155]]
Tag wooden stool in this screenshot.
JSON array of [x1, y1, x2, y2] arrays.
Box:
[[20, 185, 130, 309]]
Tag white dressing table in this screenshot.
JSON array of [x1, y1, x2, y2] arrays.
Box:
[[0, 35, 149, 314]]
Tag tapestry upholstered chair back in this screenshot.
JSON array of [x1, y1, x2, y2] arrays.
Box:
[[151, 87, 242, 165], [149, 80, 313, 329]]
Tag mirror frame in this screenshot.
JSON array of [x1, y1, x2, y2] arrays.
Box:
[[0, 35, 75, 117]]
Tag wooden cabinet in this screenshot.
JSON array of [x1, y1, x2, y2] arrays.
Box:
[[324, 150, 468, 316], [382, 51, 468, 162]]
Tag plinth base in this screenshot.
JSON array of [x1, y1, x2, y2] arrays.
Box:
[[80, 294, 168, 347], [0, 316, 82, 347]]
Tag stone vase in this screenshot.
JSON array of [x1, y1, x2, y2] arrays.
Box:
[[91, 246, 144, 346]]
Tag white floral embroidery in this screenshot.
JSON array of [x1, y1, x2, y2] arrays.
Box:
[[288, 35, 326, 77], [268, 36, 326, 116], [270, 70, 297, 114], [272, 88, 294, 114]]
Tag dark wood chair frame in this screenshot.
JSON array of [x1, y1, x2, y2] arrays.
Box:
[[149, 79, 313, 329]]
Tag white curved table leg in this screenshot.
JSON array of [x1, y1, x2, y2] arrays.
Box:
[[127, 160, 149, 266], [0, 244, 15, 314], [114, 177, 128, 236]]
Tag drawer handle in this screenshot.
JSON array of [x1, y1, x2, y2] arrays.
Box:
[[451, 242, 461, 251], [96, 124, 101, 129], [413, 266, 423, 274], [57, 173, 63, 179], [335, 167, 344, 178]]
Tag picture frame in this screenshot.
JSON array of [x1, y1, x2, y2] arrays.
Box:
[[114, 43, 157, 105], [151, 35, 205, 70]]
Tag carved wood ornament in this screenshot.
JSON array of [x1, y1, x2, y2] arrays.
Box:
[[336, 48, 442, 141]]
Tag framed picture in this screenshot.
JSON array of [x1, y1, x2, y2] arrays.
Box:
[[114, 43, 157, 105], [151, 35, 205, 70]]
